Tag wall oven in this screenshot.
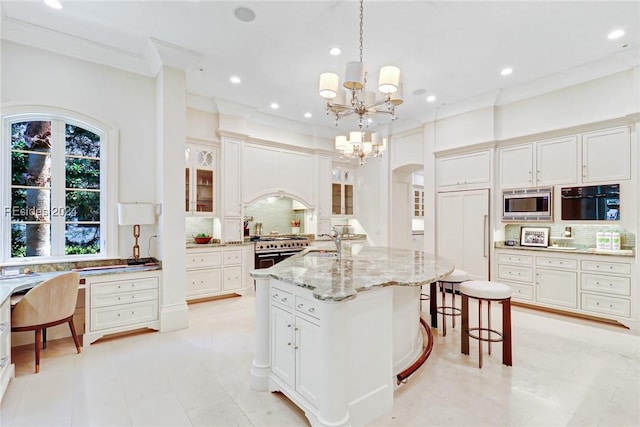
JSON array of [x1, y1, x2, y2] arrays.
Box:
[[502, 187, 553, 221], [561, 184, 620, 220], [253, 237, 310, 269]]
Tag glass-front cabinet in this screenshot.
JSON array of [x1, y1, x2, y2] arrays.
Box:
[[185, 143, 216, 215], [331, 167, 354, 216]]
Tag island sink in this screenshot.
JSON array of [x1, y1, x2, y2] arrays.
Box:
[[303, 250, 338, 258]]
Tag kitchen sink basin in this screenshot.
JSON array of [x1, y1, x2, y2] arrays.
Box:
[[304, 250, 338, 258]]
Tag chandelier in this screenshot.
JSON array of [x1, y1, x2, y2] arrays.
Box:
[[318, 0, 403, 129], [335, 131, 387, 166]]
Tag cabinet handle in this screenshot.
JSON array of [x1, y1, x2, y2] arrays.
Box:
[[308, 307, 315, 313], [287, 342, 292, 346], [287, 324, 292, 328], [297, 303, 304, 309], [281, 297, 287, 303]]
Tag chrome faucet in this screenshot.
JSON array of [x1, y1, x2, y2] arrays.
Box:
[[320, 228, 342, 259]]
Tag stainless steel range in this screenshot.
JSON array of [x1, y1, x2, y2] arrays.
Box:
[[253, 236, 310, 269]]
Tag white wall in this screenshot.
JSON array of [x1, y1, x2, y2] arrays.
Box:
[[496, 70, 637, 140], [1, 40, 158, 260], [433, 107, 495, 152]]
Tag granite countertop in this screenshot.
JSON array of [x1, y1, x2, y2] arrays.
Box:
[[186, 241, 254, 249], [0, 264, 161, 306], [251, 245, 454, 302], [494, 241, 635, 257]]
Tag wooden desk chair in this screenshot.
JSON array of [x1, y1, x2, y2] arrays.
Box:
[[11, 272, 82, 373]]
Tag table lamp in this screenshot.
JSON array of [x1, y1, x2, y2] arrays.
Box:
[[117, 202, 155, 264]]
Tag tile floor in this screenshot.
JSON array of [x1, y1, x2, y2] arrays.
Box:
[[1, 293, 639, 427]]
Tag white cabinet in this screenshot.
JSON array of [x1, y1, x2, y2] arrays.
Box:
[[84, 271, 161, 346], [185, 245, 251, 301], [222, 139, 242, 217], [580, 258, 632, 318], [270, 284, 321, 408], [185, 143, 216, 215], [499, 136, 578, 189], [498, 126, 631, 189], [581, 126, 631, 182], [495, 249, 634, 324], [535, 268, 578, 308], [223, 249, 243, 291], [437, 189, 489, 280], [0, 297, 13, 402], [186, 248, 223, 299], [436, 150, 491, 189], [332, 166, 355, 216]]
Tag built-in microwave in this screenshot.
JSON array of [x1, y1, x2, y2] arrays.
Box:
[[502, 187, 553, 221]]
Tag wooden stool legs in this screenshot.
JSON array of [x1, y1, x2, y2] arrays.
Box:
[[461, 294, 512, 368]]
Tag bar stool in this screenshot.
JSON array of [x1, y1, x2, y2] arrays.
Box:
[[460, 280, 512, 368], [432, 269, 468, 336]]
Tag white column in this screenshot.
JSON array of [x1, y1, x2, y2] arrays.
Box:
[[155, 65, 189, 331], [250, 276, 271, 390]]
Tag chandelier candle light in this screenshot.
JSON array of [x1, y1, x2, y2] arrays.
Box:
[[335, 131, 387, 165], [318, 0, 403, 130]]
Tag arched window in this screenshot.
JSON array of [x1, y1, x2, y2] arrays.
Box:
[[2, 112, 114, 262]]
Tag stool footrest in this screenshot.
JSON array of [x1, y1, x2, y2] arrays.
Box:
[[435, 306, 462, 316], [466, 327, 504, 343]]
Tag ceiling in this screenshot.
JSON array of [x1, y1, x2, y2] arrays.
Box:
[[1, 1, 639, 137]]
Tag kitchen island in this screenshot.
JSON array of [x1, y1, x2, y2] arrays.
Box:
[[250, 245, 454, 427]]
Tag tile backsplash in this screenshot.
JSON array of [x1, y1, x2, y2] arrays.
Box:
[[504, 224, 636, 249], [244, 197, 304, 235]]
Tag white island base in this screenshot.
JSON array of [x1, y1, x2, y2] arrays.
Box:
[[251, 277, 425, 427]]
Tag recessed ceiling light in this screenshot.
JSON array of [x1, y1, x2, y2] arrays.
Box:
[[44, 0, 63, 9], [329, 47, 342, 56], [426, 95, 436, 102], [500, 67, 513, 76], [230, 76, 241, 84], [608, 29, 625, 40], [234, 7, 256, 23], [270, 103, 279, 109], [304, 112, 312, 118]]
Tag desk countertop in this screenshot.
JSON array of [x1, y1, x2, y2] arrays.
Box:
[[251, 245, 454, 302], [0, 264, 161, 306]]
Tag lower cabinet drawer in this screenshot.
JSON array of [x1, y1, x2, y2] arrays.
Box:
[[223, 266, 242, 290], [497, 264, 533, 283], [506, 282, 533, 301], [295, 295, 320, 320], [92, 277, 158, 296], [581, 293, 630, 318], [536, 257, 578, 269], [581, 260, 631, 275], [186, 269, 222, 296], [90, 300, 158, 331], [581, 274, 630, 296], [271, 287, 294, 309], [91, 289, 158, 308]]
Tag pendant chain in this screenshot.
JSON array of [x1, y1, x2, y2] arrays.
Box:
[[359, 0, 364, 63]]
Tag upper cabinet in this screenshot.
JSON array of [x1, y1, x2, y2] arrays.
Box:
[[222, 139, 242, 218], [582, 126, 631, 183], [185, 143, 216, 216], [499, 136, 578, 189], [332, 166, 355, 216], [499, 126, 631, 189], [436, 150, 492, 190]]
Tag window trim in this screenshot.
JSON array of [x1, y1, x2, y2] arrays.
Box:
[[1, 106, 118, 264]]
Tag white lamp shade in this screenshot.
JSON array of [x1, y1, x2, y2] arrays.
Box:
[[349, 131, 363, 143], [335, 135, 348, 150], [334, 88, 347, 105], [390, 82, 404, 105], [344, 61, 365, 90], [118, 203, 155, 226], [378, 65, 401, 94], [319, 72, 339, 99]]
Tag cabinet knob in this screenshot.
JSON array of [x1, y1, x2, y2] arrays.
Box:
[[281, 297, 287, 302], [308, 307, 315, 313]]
